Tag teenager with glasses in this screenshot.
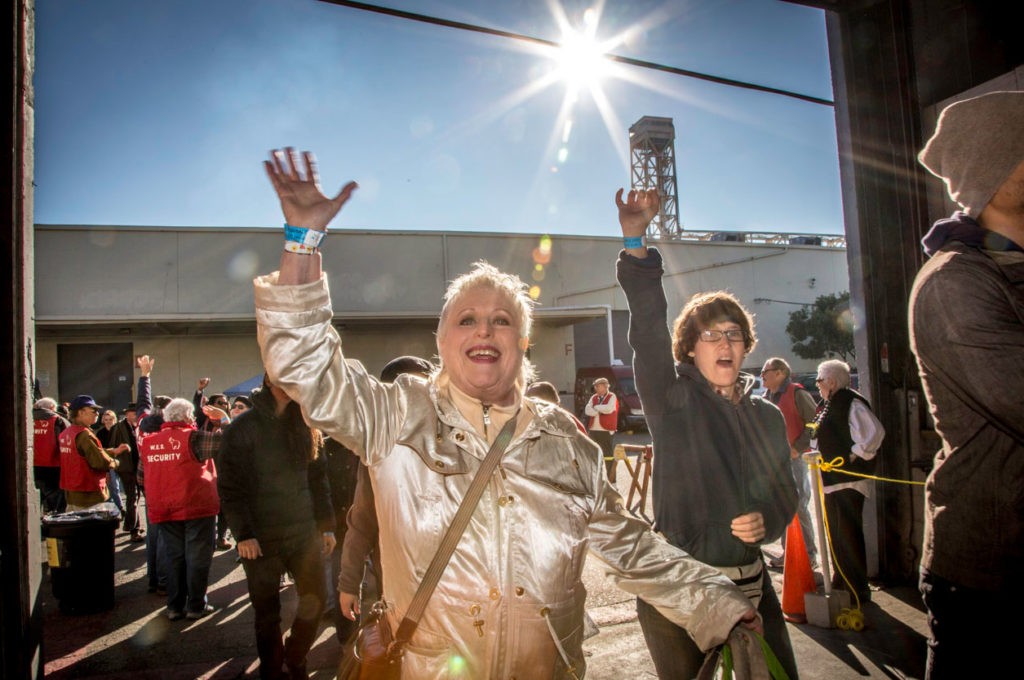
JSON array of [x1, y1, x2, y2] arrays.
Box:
[[615, 188, 800, 679]]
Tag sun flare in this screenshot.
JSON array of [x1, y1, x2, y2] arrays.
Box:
[[555, 27, 610, 92]]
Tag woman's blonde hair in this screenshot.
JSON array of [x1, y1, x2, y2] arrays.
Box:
[[436, 261, 536, 387]]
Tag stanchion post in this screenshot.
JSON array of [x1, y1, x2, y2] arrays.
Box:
[[804, 450, 832, 593]]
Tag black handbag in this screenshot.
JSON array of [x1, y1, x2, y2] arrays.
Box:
[[337, 600, 400, 680], [337, 415, 519, 680]]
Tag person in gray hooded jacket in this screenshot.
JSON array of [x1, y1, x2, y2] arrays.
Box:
[[911, 90, 1024, 680]]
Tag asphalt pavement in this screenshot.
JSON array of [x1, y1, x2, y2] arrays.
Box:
[[41, 431, 929, 679]]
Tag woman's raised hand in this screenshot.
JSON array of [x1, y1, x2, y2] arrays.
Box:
[[615, 187, 660, 237], [264, 148, 357, 231]]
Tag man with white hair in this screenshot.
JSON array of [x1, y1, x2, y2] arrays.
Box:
[[910, 90, 1024, 679], [810, 359, 884, 605], [139, 397, 227, 621], [32, 396, 69, 513]]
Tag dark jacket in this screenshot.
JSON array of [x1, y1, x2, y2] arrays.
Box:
[[217, 386, 335, 550], [111, 419, 139, 473], [909, 215, 1024, 592], [323, 437, 360, 529], [617, 248, 797, 568], [338, 465, 380, 595], [815, 388, 877, 486]]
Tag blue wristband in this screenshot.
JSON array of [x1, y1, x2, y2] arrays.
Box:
[[623, 236, 644, 249], [284, 224, 325, 248]]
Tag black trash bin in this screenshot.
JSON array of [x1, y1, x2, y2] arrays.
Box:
[[43, 512, 119, 614]]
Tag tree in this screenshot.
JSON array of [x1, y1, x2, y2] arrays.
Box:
[[785, 291, 856, 363]]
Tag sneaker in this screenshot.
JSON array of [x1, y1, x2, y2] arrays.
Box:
[[216, 539, 233, 551], [185, 604, 215, 620], [130, 531, 146, 543], [166, 609, 185, 621]]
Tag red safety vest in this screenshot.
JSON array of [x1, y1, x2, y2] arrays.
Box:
[[776, 382, 809, 449], [140, 422, 219, 523], [59, 424, 108, 493], [34, 416, 62, 467], [588, 393, 619, 432]]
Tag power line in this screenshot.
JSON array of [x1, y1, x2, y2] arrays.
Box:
[[316, 0, 835, 107]]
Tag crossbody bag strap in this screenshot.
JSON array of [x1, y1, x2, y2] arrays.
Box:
[[391, 412, 519, 649]]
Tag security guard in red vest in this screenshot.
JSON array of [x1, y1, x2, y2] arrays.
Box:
[[140, 397, 225, 621], [33, 396, 69, 513], [58, 395, 127, 510], [585, 377, 619, 482]]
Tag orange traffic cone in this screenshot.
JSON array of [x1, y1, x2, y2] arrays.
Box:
[[781, 514, 816, 623]]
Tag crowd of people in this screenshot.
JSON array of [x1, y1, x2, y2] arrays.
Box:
[[29, 90, 1022, 680]]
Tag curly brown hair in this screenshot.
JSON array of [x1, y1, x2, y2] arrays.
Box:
[[671, 291, 757, 364]]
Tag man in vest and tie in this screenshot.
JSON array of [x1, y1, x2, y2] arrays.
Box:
[[585, 377, 619, 483], [761, 358, 819, 569]]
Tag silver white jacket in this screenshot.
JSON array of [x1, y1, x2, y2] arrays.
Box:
[[255, 272, 752, 679]]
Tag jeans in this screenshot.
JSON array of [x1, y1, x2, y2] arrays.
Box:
[[117, 472, 140, 533], [824, 488, 868, 601], [920, 569, 1018, 679], [241, 532, 326, 679], [217, 510, 229, 542], [637, 568, 799, 679], [146, 507, 169, 589], [780, 457, 818, 562], [589, 430, 616, 482], [159, 515, 216, 614], [107, 470, 124, 512]]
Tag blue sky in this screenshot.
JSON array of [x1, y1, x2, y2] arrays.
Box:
[[34, 0, 840, 237]]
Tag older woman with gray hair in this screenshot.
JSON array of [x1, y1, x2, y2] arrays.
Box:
[[811, 359, 884, 605], [255, 148, 759, 679], [139, 397, 228, 621]]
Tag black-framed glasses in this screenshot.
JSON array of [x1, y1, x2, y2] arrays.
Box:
[[698, 329, 747, 343]]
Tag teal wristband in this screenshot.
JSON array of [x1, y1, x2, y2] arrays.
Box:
[[623, 236, 644, 249], [284, 224, 325, 248]]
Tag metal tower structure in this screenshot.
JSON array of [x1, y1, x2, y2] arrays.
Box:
[[629, 116, 681, 239]]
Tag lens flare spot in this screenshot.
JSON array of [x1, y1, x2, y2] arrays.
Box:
[[228, 250, 260, 282], [448, 655, 467, 674], [529, 285, 541, 300], [532, 267, 546, 282], [557, 147, 569, 163], [836, 308, 856, 333], [89, 231, 116, 248], [132, 615, 172, 648]]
